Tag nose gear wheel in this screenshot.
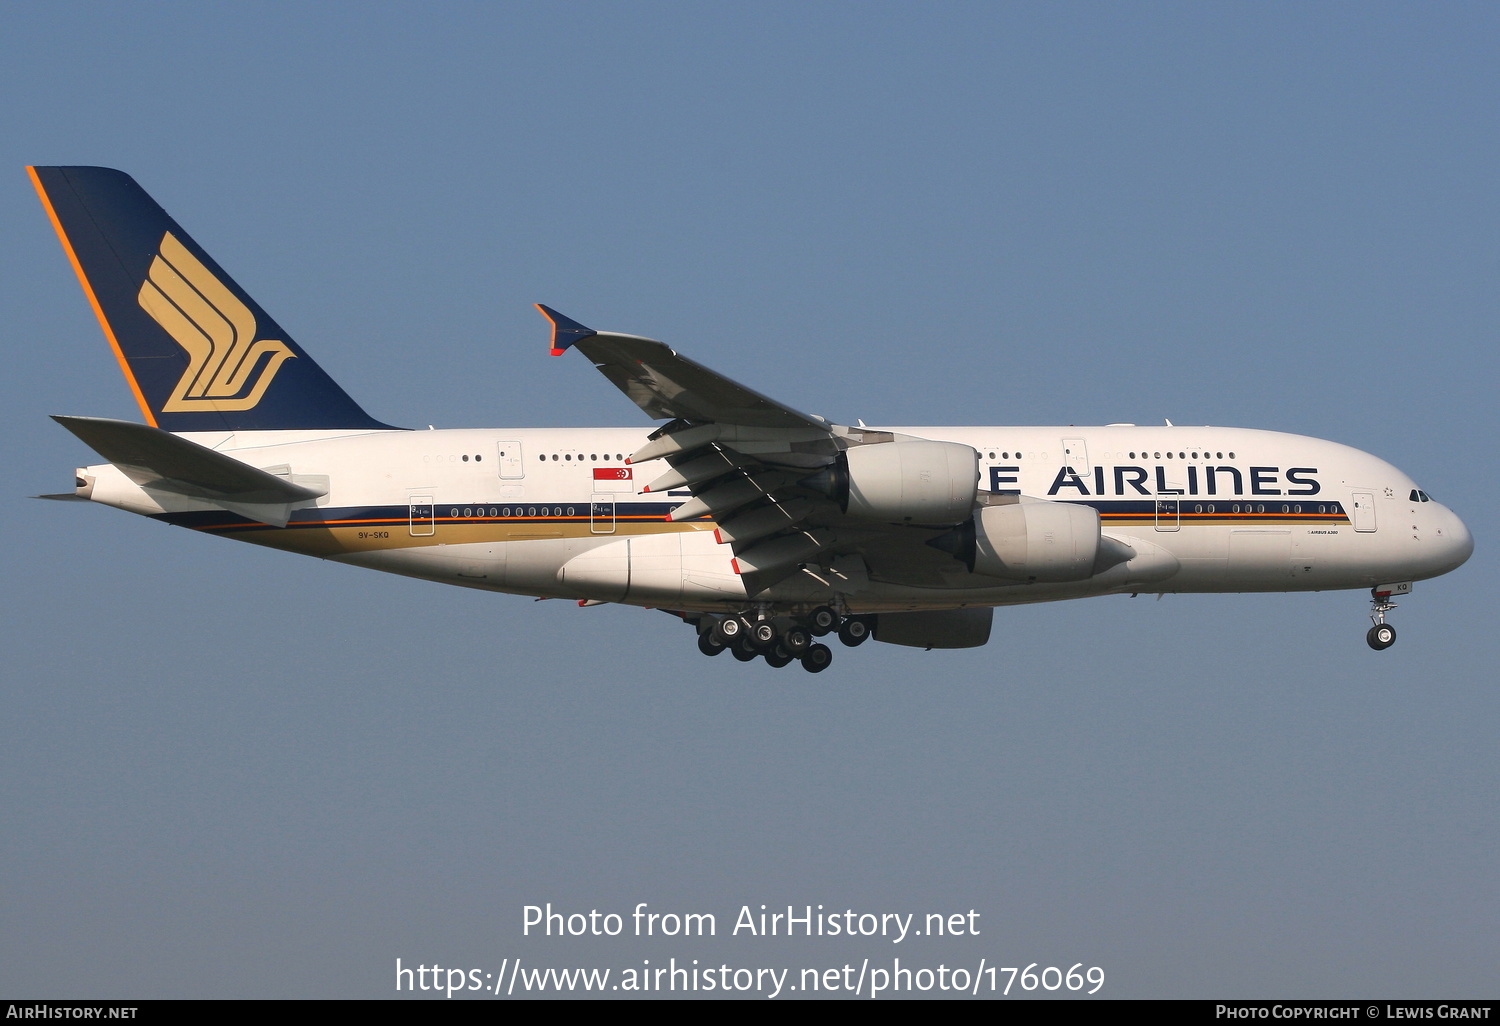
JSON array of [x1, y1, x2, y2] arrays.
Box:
[[1366, 587, 1399, 651]]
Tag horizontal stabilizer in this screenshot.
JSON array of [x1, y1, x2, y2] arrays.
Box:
[[53, 416, 325, 524]]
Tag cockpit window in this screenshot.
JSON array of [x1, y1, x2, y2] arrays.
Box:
[[1409, 489, 1432, 503]]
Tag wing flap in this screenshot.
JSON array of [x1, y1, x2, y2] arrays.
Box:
[[643, 448, 748, 494], [628, 423, 722, 464], [730, 529, 832, 577], [712, 498, 819, 547]]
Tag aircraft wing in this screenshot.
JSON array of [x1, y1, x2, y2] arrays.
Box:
[[539, 306, 963, 593], [537, 305, 825, 430]]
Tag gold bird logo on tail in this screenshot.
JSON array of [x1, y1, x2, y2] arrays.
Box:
[[137, 232, 295, 412]]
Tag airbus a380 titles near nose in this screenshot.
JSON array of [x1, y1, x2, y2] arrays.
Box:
[[30, 167, 1473, 671]]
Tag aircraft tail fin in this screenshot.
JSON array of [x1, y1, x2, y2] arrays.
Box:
[[29, 166, 396, 433]]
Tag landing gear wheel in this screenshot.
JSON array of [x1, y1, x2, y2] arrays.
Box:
[[1367, 587, 1400, 652], [800, 643, 833, 673], [807, 606, 838, 636], [750, 619, 778, 649], [697, 633, 726, 657], [731, 637, 759, 661], [837, 616, 871, 647], [782, 625, 812, 656], [718, 616, 743, 640], [764, 644, 794, 669]]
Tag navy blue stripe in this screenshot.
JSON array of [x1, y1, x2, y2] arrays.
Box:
[[155, 500, 687, 532], [155, 497, 1351, 533]]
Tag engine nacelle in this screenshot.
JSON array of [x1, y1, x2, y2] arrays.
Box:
[[944, 499, 1104, 582], [809, 440, 978, 525]]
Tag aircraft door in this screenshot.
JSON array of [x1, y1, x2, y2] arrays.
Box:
[[1352, 491, 1377, 532], [1155, 477, 1183, 532], [591, 492, 616, 534], [496, 441, 525, 480], [408, 494, 435, 536], [1063, 438, 1089, 471], [1155, 496, 1180, 531]]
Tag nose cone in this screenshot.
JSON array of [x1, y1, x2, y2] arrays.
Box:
[[1431, 505, 1474, 576]]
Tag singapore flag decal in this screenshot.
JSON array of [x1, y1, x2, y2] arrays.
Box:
[[593, 467, 632, 480]]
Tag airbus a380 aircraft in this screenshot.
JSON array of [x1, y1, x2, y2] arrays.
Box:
[[31, 166, 1472, 671]]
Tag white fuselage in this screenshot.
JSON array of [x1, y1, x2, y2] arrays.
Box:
[[75, 423, 1473, 615]]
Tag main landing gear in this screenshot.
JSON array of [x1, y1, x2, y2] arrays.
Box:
[[1366, 585, 1400, 651], [690, 606, 877, 671]]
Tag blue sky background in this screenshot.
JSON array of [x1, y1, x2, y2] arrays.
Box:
[[2, 2, 1496, 999]]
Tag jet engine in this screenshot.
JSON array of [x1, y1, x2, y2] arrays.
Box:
[[805, 440, 979, 525], [934, 499, 1127, 582]]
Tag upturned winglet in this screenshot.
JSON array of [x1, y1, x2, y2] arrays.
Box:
[[535, 304, 596, 356]]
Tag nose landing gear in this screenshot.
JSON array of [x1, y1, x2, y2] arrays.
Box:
[[1366, 584, 1406, 651]]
